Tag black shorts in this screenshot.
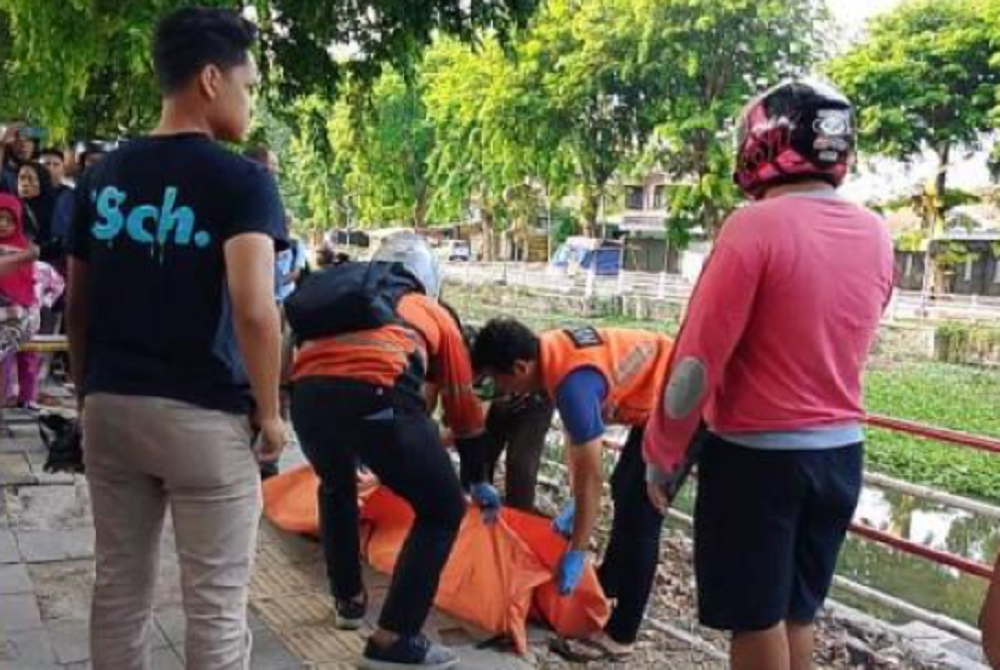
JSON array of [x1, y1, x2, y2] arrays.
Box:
[[694, 434, 863, 632]]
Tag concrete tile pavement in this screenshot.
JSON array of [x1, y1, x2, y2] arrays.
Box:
[[0, 418, 532, 670]]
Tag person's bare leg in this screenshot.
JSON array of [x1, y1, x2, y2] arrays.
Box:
[[731, 623, 790, 670], [788, 621, 815, 670]]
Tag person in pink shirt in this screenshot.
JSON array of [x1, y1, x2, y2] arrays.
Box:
[[643, 80, 894, 670]]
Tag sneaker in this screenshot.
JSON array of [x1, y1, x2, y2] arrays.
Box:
[[358, 634, 459, 669], [335, 594, 367, 630]]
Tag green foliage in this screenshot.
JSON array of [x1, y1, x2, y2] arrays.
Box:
[[933, 241, 980, 270], [265, 96, 353, 231], [551, 207, 579, 246], [829, 0, 1000, 195], [330, 71, 437, 228], [935, 322, 1000, 365], [895, 229, 927, 253], [0, 12, 18, 122], [640, 0, 828, 236], [422, 0, 826, 243], [523, 0, 670, 233], [0, 0, 539, 137], [422, 38, 563, 234], [876, 189, 983, 215], [865, 361, 1000, 502]]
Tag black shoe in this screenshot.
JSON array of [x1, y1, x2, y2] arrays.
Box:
[[335, 593, 367, 630], [358, 634, 459, 669]]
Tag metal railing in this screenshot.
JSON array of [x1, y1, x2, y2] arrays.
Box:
[[605, 415, 1000, 581], [443, 261, 1000, 322]]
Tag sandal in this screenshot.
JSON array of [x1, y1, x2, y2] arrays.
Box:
[[550, 635, 634, 663]]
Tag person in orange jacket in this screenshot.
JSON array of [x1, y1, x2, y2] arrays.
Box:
[[472, 318, 673, 662], [291, 233, 499, 670], [984, 554, 1000, 669]]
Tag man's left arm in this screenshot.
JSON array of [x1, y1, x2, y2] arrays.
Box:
[[643, 226, 762, 511]]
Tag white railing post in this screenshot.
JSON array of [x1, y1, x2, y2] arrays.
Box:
[[658, 272, 667, 300], [585, 268, 596, 299]]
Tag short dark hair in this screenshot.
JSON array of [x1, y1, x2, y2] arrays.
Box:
[[153, 7, 257, 94], [39, 148, 64, 161], [472, 318, 540, 375]]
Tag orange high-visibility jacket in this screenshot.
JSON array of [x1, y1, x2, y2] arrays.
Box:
[[539, 327, 673, 428], [293, 293, 484, 439]]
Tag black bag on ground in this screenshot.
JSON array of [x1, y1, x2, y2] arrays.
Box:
[[38, 412, 84, 474], [284, 260, 424, 343]]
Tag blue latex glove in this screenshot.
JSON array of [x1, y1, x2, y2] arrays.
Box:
[[551, 500, 576, 539], [471, 483, 502, 525], [557, 550, 587, 596]]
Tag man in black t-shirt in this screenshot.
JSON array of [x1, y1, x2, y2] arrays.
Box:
[[66, 8, 287, 670], [41, 147, 74, 262]]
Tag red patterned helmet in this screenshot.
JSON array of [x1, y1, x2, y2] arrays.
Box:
[[734, 79, 856, 199]]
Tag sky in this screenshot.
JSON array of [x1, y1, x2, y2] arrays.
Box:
[[827, 0, 905, 36], [825, 0, 996, 202]]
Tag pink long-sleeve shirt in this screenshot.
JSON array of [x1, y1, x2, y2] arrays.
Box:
[[643, 191, 894, 475]]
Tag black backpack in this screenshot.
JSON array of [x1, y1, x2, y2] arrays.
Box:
[[39, 413, 84, 474], [285, 260, 424, 343]]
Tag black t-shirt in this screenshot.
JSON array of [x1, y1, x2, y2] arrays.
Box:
[[68, 133, 287, 414], [0, 162, 18, 195]]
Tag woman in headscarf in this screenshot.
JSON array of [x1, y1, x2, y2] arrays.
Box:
[[0, 194, 39, 366], [17, 162, 60, 263]]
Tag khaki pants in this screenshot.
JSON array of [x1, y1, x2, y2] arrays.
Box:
[[84, 393, 262, 670]]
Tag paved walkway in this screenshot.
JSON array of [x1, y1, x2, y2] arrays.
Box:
[[0, 408, 731, 669], [0, 411, 535, 670]]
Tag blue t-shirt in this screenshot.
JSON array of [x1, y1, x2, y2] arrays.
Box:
[[554, 367, 609, 445], [68, 133, 287, 414]]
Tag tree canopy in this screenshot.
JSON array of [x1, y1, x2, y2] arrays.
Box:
[[330, 71, 436, 228], [829, 0, 1000, 200], [638, 0, 827, 237], [6, 0, 998, 253], [0, 0, 539, 137]]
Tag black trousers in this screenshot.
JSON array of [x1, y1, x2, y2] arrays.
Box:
[[291, 377, 465, 636], [597, 425, 666, 644], [482, 394, 555, 512]]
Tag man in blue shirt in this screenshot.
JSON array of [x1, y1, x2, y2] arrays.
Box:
[[67, 8, 287, 669], [473, 320, 674, 662]]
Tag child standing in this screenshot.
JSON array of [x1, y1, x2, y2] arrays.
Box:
[[3, 260, 63, 408], [0, 194, 38, 383]]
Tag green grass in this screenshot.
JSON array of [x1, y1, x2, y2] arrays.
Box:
[[864, 362, 1000, 503]]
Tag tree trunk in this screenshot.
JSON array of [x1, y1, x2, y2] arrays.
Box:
[[935, 143, 950, 213], [923, 144, 951, 296], [413, 188, 428, 230], [480, 204, 494, 261], [580, 184, 600, 238]]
